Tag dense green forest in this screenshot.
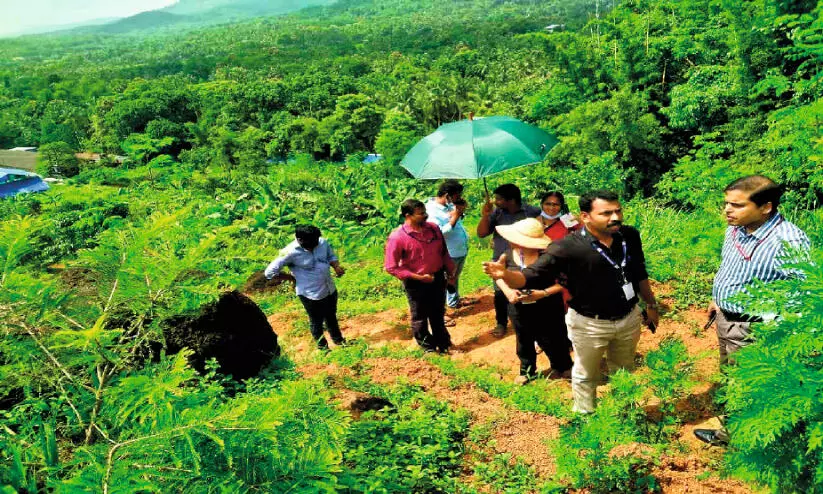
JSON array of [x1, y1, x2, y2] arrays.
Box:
[[2, 0, 823, 491]]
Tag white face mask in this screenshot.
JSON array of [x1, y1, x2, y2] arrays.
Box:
[[541, 211, 561, 220]]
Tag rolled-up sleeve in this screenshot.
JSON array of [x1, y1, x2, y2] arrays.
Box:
[[435, 215, 454, 235], [264, 251, 292, 279], [385, 235, 413, 280], [325, 241, 339, 263], [426, 204, 454, 234]]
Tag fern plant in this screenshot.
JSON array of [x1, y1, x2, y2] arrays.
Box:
[[722, 250, 823, 493]]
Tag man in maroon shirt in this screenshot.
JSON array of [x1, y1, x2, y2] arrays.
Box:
[[385, 199, 457, 353]]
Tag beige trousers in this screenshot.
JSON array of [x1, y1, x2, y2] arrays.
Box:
[[566, 305, 642, 413], [714, 310, 753, 366]]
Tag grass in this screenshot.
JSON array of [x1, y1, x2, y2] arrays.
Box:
[[428, 354, 573, 418]]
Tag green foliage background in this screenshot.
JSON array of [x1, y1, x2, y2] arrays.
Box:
[[2, 0, 823, 491]]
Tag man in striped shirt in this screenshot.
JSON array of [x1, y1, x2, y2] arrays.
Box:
[[709, 175, 810, 364], [695, 175, 810, 446]]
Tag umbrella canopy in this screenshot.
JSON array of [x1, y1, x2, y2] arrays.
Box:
[[400, 116, 558, 180]]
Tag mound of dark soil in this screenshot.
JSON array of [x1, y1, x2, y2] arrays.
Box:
[[58, 267, 99, 300], [163, 290, 280, 380], [339, 391, 396, 420], [243, 269, 288, 294]]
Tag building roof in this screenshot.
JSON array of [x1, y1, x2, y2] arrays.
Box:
[[0, 150, 38, 171]]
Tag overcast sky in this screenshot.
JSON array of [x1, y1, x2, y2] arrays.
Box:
[[0, 0, 178, 37]]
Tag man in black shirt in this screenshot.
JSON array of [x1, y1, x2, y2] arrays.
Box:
[[483, 190, 660, 413], [476, 183, 541, 337]]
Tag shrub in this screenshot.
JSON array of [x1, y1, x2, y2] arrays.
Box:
[[338, 382, 470, 492], [552, 338, 694, 492], [722, 251, 823, 493]]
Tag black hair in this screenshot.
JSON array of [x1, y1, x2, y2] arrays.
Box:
[[724, 175, 782, 212], [437, 179, 464, 198], [493, 183, 521, 204], [579, 190, 620, 213], [295, 224, 321, 242], [401, 198, 426, 217], [540, 191, 568, 213]]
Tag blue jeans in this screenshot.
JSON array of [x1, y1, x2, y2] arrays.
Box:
[[446, 255, 467, 308]]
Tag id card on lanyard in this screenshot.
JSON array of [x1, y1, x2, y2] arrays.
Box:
[[584, 230, 635, 301], [512, 250, 537, 305]]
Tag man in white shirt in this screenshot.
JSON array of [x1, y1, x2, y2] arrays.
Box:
[[265, 225, 346, 350], [425, 179, 472, 310]]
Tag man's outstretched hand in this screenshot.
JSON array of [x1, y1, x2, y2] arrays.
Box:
[[482, 253, 508, 280]]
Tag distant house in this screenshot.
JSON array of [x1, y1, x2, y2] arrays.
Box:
[[544, 24, 565, 33], [75, 153, 129, 165], [75, 152, 102, 162], [9, 146, 37, 152], [0, 167, 49, 198]]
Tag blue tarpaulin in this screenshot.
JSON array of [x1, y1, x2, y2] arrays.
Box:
[[0, 167, 49, 198], [362, 153, 383, 164]]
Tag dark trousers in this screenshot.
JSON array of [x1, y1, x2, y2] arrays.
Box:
[[403, 273, 451, 351], [298, 291, 343, 348], [494, 287, 509, 327], [508, 294, 573, 377]]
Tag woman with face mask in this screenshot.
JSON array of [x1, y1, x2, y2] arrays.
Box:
[[539, 191, 580, 241], [536, 191, 578, 358]]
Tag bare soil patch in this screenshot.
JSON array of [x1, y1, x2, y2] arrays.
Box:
[[271, 283, 752, 493]]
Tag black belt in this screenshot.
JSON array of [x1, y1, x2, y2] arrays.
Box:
[[721, 310, 763, 323], [573, 307, 634, 321]]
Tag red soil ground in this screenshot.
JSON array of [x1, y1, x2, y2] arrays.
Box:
[[267, 283, 752, 493]]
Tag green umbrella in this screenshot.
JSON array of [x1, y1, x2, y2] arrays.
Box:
[[400, 115, 558, 190]]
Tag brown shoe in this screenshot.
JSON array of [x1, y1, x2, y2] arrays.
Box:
[[444, 316, 456, 327]]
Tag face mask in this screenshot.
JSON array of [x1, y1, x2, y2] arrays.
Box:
[[541, 211, 561, 220]]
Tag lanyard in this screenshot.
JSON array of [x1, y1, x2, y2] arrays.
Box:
[[732, 217, 783, 261], [512, 249, 527, 271], [583, 230, 628, 281]]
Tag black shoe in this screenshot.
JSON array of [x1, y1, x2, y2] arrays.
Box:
[[492, 324, 507, 337], [693, 428, 729, 446], [333, 338, 348, 347], [423, 347, 437, 353]]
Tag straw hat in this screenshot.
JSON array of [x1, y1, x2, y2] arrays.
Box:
[[495, 218, 550, 250]]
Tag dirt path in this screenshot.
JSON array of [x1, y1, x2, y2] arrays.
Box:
[[268, 284, 751, 493]]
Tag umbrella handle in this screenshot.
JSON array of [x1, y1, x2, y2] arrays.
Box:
[[483, 177, 490, 200]]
